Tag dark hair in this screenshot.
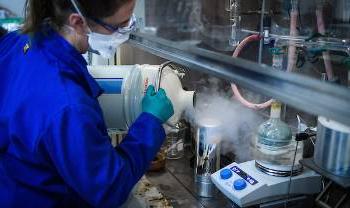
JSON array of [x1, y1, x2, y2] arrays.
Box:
[[22, 0, 132, 34]]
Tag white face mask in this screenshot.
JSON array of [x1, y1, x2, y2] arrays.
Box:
[[69, 0, 134, 59], [88, 31, 130, 59]]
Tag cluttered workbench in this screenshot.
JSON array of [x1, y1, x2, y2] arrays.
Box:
[[129, 141, 319, 208], [145, 149, 233, 208]]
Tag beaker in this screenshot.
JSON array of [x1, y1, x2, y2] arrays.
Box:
[[166, 123, 187, 160]]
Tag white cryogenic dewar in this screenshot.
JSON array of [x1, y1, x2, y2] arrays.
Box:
[[160, 66, 194, 127], [88, 65, 195, 131]]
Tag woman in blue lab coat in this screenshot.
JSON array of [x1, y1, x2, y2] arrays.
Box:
[[0, 0, 174, 207]]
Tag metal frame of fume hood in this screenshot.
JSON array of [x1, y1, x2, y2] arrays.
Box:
[[128, 32, 350, 126]]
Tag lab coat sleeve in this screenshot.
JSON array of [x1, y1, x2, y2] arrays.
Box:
[[41, 104, 166, 207]]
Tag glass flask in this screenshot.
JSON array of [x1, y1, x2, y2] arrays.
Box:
[[256, 101, 292, 153], [254, 101, 303, 176]]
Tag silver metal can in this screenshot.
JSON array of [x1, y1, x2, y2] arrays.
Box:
[[314, 117, 350, 177], [194, 119, 221, 197]]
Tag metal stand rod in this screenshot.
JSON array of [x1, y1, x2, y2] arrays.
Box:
[[258, 0, 266, 64], [285, 141, 299, 208]]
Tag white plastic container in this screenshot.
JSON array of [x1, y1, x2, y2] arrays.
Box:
[[88, 65, 195, 131]]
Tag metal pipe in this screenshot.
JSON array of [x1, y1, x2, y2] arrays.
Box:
[[258, 0, 266, 64], [316, 6, 334, 80], [230, 0, 242, 47]]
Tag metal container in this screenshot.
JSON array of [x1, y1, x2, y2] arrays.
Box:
[[314, 117, 350, 177], [334, 0, 350, 23], [194, 119, 221, 197]]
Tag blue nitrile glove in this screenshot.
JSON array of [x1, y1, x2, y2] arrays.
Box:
[[142, 85, 174, 123]]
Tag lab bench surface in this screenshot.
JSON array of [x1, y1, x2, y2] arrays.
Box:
[[146, 154, 233, 208]]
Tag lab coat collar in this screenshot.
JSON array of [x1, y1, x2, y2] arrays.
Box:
[[32, 26, 103, 98]]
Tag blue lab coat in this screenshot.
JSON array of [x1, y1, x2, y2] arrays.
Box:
[[0, 26, 166, 207]]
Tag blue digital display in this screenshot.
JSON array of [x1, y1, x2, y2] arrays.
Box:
[[231, 166, 258, 185]]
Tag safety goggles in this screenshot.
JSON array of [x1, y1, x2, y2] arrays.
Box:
[[69, 0, 136, 34], [89, 14, 136, 34]]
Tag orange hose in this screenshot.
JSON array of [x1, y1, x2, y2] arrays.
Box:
[[231, 34, 273, 110]]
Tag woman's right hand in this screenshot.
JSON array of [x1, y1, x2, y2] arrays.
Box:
[[142, 85, 174, 123]]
